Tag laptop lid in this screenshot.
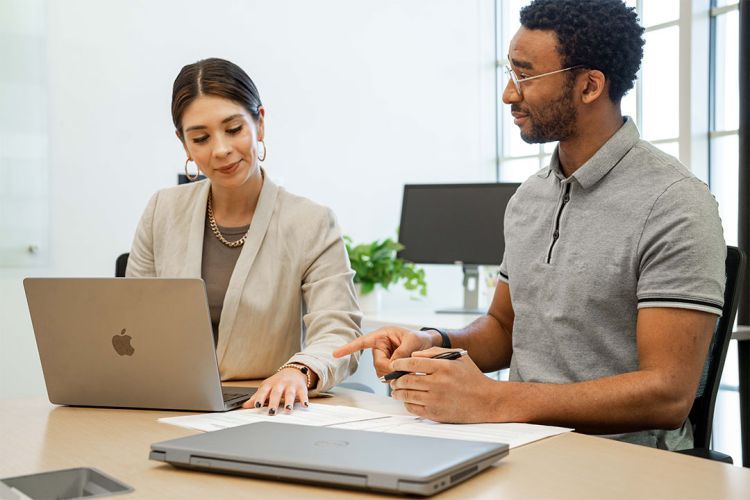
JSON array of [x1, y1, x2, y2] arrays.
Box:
[[149, 422, 508, 496], [23, 277, 253, 411]]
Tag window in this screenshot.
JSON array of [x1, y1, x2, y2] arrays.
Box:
[[708, 0, 741, 466], [710, 2, 740, 247], [640, 1, 680, 155]]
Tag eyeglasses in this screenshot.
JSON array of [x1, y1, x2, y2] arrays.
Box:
[[504, 63, 584, 97]]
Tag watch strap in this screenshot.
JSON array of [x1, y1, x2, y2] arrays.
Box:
[[419, 327, 451, 349]]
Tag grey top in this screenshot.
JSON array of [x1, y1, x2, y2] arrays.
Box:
[[201, 219, 249, 345], [498, 117, 726, 449]]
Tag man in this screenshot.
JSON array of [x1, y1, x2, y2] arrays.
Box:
[[334, 0, 726, 450]]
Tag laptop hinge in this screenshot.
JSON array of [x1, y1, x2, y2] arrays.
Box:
[[188, 456, 368, 488]]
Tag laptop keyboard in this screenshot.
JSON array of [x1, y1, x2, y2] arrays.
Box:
[[222, 392, 248, 402]]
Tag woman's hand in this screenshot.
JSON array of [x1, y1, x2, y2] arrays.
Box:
[[243, 367, 314, 414], [333, 326, 437, 377]]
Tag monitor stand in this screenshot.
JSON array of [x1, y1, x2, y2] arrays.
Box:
[[436, 264, 485, 315]]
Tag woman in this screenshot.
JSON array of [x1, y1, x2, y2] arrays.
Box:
[[126, 57, 361, 414]]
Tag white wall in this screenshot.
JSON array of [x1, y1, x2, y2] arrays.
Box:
[[0, 0, 49, 400], [1, 0, 497, 398]]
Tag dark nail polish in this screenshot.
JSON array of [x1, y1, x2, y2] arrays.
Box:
[[285, 405, 292, 411], [268, 408, 276, 416], [303, 402, 309, 408], [254, 402, 261, 408]]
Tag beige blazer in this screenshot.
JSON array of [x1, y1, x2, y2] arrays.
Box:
[[126, 173, 362, 393]]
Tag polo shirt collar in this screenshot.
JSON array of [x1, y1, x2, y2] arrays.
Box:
[[544, 116, 640, 188]]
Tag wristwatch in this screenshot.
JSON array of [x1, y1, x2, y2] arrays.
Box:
[[419, 327, 451, 349], [277, 363, 313, 389]]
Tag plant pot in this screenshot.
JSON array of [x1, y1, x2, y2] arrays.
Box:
[[355, 284, 382, 315]]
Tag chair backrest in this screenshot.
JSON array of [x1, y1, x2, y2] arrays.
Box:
[[689, 246, 746, 448], [115, 252, 129, 278]]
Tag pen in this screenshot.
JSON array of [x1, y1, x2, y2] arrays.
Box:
[[379, 349, 468, 382]]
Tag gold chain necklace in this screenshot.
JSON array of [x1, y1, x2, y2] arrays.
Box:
[[206, 192, 249, 248]]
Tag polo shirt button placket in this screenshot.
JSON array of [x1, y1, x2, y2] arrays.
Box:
[[546, 183, 572, 264]]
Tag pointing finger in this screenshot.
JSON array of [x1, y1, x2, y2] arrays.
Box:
[[333, 334, 382, 358]]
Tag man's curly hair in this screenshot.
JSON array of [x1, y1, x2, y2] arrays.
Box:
[[520, 0, 645, 102]]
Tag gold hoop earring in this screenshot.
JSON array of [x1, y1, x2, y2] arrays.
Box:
[[258, 140, 267, 162], [184, 158, 200, 181]]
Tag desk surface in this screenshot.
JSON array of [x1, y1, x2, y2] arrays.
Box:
[[2, 387, 749, 499]]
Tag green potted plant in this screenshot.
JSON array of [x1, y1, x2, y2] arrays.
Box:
[[344, 236, 427, 313]]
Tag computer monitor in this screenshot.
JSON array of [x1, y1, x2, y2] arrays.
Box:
[[398, 183, 520, 314]]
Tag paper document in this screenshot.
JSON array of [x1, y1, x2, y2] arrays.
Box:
[[159, 403, 572, 449], [334, 418, 572, 449], [158, 403, 389, 432]]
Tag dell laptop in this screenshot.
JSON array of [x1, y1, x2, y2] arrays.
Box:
[[23, 278, 254, 411], [150, 422, 508, 496]]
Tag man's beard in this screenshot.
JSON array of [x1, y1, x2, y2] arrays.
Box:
[[516, 84, 577, 144]]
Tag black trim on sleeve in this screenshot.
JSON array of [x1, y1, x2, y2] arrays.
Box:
[[499, 270, 509, 280], [638, 297, 723, 309]]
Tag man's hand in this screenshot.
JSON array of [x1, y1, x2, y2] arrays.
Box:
[[389, 347, 503, 423], [332, 326, 437, 377]]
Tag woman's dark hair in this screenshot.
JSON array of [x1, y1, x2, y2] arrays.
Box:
[[520, 0, 645, 103], [172, 58, 263, 137]]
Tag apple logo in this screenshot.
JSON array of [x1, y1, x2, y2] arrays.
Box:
[[112, 328, 135, 356]]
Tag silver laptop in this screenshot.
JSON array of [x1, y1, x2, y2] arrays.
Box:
[[149, 422, 508, 496], [23, 277, 255, 411]]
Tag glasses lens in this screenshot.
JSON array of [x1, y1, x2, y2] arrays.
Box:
[[505, 65, 522, 96]]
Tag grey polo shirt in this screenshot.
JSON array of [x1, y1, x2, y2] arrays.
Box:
[[498, 117, 726, 450]]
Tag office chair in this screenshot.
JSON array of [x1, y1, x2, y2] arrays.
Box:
[[115, 252, 129, 278], [676, 246, 746, 463]]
